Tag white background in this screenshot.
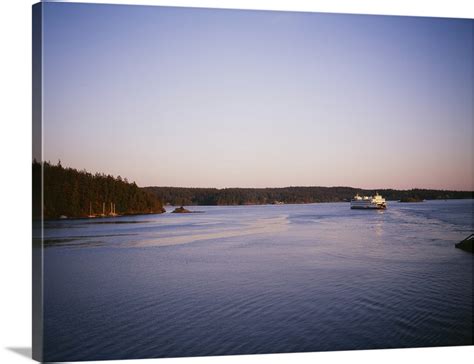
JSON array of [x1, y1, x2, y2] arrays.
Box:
[[0, 1, 472, 363]]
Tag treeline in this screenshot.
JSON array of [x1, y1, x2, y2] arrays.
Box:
[[34, 161, 165, 219], [144, 186, 473, 206]]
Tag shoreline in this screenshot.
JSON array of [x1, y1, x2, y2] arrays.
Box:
[[43, 198, 474, 221], [163, 197, 473, 207], [42, 210, 166, 222]]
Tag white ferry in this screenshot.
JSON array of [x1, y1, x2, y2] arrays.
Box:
[[350, 193, 386, 210]]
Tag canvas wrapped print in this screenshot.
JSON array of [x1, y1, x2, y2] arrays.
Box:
[[32, 0, 473, 362]]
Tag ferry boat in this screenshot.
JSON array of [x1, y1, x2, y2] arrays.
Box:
[[350, 193, 386, 209]]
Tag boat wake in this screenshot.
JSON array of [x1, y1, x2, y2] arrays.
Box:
[[130, 215, 289, 248]]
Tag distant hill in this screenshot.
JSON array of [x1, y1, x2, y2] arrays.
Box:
[[33, 161, 472, 219], [144, 186, 473, 206], [34, 161, 165, 219]]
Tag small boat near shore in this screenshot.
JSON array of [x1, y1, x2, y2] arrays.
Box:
[[350, 193, 386, 210]]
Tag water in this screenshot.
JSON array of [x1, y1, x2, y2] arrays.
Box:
[[42, 200, 473, 361]]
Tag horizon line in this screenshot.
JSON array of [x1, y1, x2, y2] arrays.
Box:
[[144, 185, 474, 192]]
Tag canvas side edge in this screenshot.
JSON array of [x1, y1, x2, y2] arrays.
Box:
[[32, 2, 44, 362]]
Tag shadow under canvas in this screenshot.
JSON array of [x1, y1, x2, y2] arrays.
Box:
[[6, 347, 31, 359], [6, 346, 64, 363]]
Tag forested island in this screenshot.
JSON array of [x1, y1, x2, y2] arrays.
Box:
[[33, 161, 473, 219], [34, 161, 165, 220], [144, 186, 473, 206]]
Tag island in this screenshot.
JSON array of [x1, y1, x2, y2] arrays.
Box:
[[171, 206, 192, 213]]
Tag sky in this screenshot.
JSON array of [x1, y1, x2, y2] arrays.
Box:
[[40, 2, 474, 190]]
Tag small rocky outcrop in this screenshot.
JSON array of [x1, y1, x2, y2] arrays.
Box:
[[171, 206, 192, 213]]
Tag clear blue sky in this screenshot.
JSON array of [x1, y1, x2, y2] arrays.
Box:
[[42, 2, 473, 190]]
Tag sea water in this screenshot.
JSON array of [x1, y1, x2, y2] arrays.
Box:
[[41, 199, 473, 361]]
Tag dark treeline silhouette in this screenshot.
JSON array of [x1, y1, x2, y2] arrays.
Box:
[[144, 186, 473, 206], [33, 160, 472, 218], [35, 161, 165, 219]]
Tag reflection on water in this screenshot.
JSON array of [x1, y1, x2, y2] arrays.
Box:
[[43, 200, 473, 361]]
